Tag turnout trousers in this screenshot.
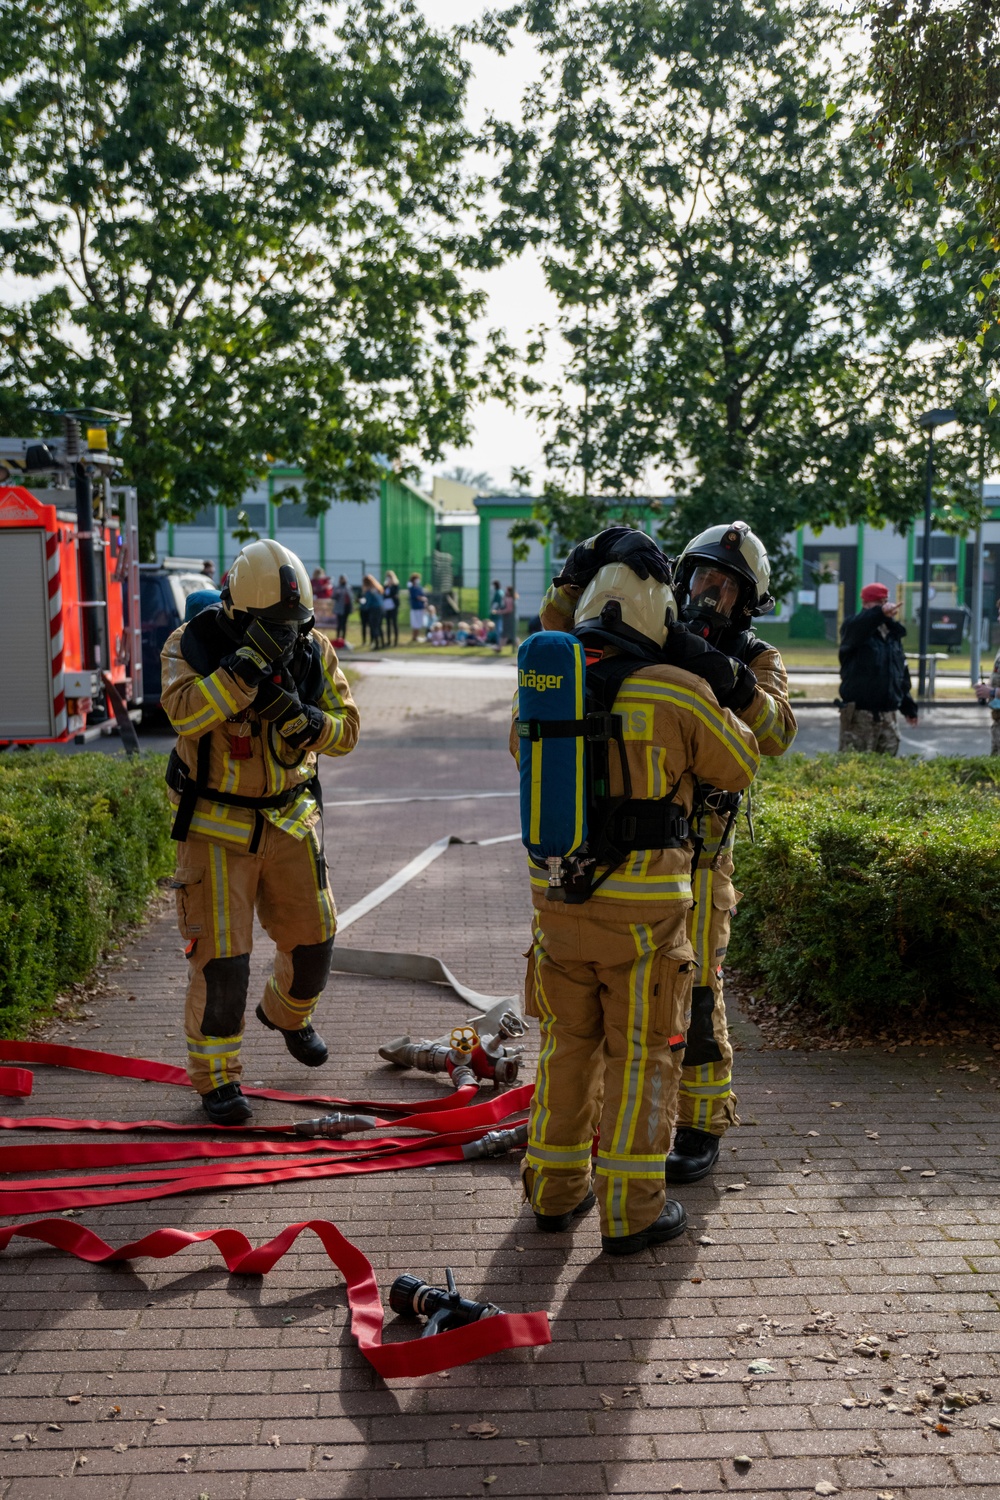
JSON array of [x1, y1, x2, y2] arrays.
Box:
[[522, 907, 694, 1241], [677, 856, 739, 1137], [171, 820, 337, 1093]]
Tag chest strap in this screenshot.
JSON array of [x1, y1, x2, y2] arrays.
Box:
[[166, 736, 304, 843]]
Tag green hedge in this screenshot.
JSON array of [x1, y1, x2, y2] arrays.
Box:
[[0, 753, 172, 1037], [729, 754, 1000, 1023]]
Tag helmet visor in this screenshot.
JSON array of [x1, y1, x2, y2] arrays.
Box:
[[689, 565, 740, 619]]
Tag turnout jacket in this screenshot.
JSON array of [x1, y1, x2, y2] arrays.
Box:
[[510, 652, 759, 926], [161, 609, 359, 850], [838, 605, 917, 717]]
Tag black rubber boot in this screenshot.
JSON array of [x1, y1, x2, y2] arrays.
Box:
[[601, 1200, 688, 1257], [533, 1190, 597, 1234], [201, 1082, 253, 1126], [664, 1126, 722, 1183], [255, 1003, 329, 1067]]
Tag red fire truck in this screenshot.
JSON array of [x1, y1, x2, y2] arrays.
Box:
[[0, 418, 142, 745]]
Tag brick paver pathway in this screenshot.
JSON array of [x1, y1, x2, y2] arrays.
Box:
[[2, 662, 999, 1500]]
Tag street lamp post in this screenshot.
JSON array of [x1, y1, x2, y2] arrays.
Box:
[[917, 408, 958, 701]]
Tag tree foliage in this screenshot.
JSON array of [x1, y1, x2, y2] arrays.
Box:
[[0, 0, 485, 546], [483, 0, 998, 586], [868, 0, 1000, 355]]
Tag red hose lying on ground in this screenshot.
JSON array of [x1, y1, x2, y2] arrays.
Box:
[[0, 1041, 550, 1377], [0, 1068, 32, 1097], [0, 1216, 550, 1379]]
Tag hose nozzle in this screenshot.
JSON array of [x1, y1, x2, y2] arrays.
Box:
[[293, 1111, 379, 1138], [460, 1122, 529, 1161]]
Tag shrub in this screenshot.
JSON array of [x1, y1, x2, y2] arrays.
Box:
[[729, 754, 1000, 1023], [0, 752, 172, 1037]]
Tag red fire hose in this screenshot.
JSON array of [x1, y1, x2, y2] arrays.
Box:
[[0, 1041, 550, 1378]]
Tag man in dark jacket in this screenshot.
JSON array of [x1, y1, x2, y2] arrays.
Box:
[[838, 582, 919, 754]]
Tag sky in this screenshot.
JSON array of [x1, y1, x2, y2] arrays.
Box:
[[414, 3, 562, 493]]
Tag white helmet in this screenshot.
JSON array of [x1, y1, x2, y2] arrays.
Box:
[[573, 563, 678, 660], [674, 521, 774, 626], [223, 539, 313, 625]]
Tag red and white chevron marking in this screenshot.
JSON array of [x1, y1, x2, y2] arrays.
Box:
[[46, 532, 66, 737]]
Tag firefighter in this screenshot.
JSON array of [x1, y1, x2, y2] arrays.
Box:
[[664, 521, 797, 1182], [161, 539, 360, 1125], [516, 537, 760, 1254]]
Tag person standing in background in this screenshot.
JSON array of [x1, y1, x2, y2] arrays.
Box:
[[408, 573, 428, 643], [489, 579, 504, 653], [501, 584, 518, 650], [838, 582, 918, 754], [332, 576, 352, 640], [360, 574, 384, 650], [310, 567, 332, 600], [974, 596, 1000, 753], [382, 570, 400, 648]]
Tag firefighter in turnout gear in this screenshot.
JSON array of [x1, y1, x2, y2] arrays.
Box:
[[517, 539, 760, 1254], [161, 539, 360, 1125], [664, 521, 797, 1181]]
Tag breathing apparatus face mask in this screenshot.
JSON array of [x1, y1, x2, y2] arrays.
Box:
[[682, 565, 742, 638]]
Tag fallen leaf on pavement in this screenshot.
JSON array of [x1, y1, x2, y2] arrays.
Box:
[[725, 1182, 746, 1192], [267, 1434, 280, 1447], [66, 1397, 81, 1405], [828, 1101, 843, 1108], [467, 1422, 499, 1439], [599, 1393, 615, 1408], [748, 1360, 776, 1375], [814, 1485, 840, 1497], [733, 1454, 752, 1469], [697, 1235, 716, 1245]]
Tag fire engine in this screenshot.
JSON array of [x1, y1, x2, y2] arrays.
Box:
[[0, 414, 142, 745]]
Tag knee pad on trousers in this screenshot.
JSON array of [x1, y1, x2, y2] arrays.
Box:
[[201, 954, 251, 1035], [289, 936, 336, 999], [684, 984, 723, 1066]]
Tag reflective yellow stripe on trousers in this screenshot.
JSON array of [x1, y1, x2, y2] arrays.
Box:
[[596, 923, 663, 1238], [680, 861, 732, 1131]]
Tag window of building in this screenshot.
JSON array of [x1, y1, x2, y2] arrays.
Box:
[[175, 505, 216, 530], [226, 503, 268, 531], [274, 502, 317, 530]]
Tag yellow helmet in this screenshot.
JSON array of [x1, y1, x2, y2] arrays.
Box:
[[223, 539, 313, 624], [573, 563, 678, 659]]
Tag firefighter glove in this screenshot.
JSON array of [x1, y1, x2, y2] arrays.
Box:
[[254, 675, 301, 724], [551, 531, 629, 588], [279, 702, 327, 749], [664, 624, 757, 712], [604, 529, 672, 583], [555, 527, 669, 589], [226, 619, 298, 687]]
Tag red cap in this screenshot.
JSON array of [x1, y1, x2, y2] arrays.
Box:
[[861, 582, 889, 605]]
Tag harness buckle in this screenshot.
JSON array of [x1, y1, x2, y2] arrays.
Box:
[[584, 712, 616, 741]]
